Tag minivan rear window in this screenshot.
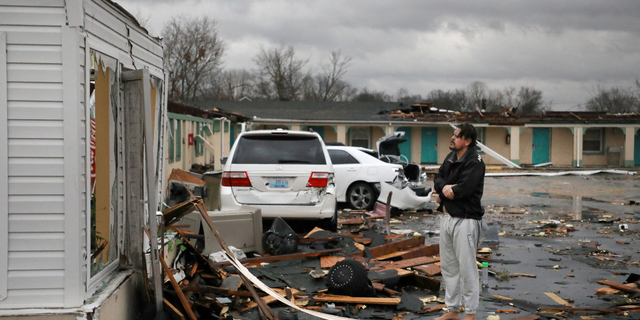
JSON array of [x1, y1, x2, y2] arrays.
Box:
[[232, 135, 327, 164]]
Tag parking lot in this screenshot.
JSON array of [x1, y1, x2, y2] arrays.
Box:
[[398, 172, 640, 319]]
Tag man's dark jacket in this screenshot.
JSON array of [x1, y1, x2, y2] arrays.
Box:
[[434, 147, 485, 220]]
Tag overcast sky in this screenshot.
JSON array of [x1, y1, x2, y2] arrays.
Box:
[[117, 0, 640, 111]]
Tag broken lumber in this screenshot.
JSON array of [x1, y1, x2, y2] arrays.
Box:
[[417, 304, 446, 313], [544, 292, 572, 306], [349, 236, 425, 259], [313, 295, 401, 305], [163, 298, 186, 320], [238, 288, 300, 313], [374, 243, 439, 261], [217, 248, 343, 267], [371, 256, 438, 272], [159, 255, 197, 320], [514, 273, 537, 278], [320, 256, 345, 269], [400, 273, 440, 292], [181, 284, 255, 298], [413, 263, 441, 276], [596, 280, 640, 293]]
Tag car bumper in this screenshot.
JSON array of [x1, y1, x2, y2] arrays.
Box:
[[220, 189, 336, 219]]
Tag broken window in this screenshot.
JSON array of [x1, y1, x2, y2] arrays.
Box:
[[349, 127, 371, 148], [583, 128, 604, 153], [89, 51, 121, 278]]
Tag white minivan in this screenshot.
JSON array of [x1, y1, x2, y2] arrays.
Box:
[[219, 130, 338, 230]]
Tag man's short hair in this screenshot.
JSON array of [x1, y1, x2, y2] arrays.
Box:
[[457, 123, 477, 148]]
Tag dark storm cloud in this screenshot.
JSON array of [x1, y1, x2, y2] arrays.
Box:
[[117, 0, 640, 109]]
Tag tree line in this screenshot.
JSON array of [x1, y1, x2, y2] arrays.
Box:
[[162, 16, 639, 114]]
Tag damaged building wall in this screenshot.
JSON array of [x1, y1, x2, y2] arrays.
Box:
[[0, 0, 165, 313], [551, 127, 574, 166]]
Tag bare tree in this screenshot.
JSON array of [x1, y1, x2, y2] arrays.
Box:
[[485, 88, 505, 112], [253, 46, 308, 101], [163, 16, 224, 101], [503, 86, 517, 109], [427, 89, 468, 111], [467, 81, 487, 110], [352, 88, 393, 102], [516, 86, 545, 114], [586, 84, 638, 113]]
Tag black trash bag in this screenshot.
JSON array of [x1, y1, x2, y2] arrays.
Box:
[[325, 259, 376, 297], [262, 217, 299, 255]]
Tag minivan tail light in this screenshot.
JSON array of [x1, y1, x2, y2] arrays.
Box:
[[307, 172, 329, 187], [221, 171, 252, 187]]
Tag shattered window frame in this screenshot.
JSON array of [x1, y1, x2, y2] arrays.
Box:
[[583, 128, 604, 154]]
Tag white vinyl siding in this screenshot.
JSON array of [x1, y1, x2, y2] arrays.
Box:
[[84, 0, 164, 77], [0, 1, 67, 308], [0, 31, 9, 302]]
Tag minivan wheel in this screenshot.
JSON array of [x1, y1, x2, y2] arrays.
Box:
[[347, 182, 375, 211]]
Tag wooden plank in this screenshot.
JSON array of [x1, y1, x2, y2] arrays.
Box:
[[238, 288, 299, 313], [159, 255, 197, 320], [596, 280, 640, 293], [313, 295, 401, 305], [372, 256, 438, 272], [321, 256, 345, 269], [418, 304, 446, 313], [413, 263, 441, 276], [163, 298, 186, 320], [217, 248, 343, 268], [375, 244, 439, 261], [544, 292, 572, 306], [401, 273, 440, 292], [181, 284, 254, 298], [349, 236, 425, 258]]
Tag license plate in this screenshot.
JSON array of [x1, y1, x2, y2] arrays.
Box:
[[269, 178, 289, 188]]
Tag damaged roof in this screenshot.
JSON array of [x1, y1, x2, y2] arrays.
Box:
[[189, 101, 640, 125], [169, 100, 252, 122]]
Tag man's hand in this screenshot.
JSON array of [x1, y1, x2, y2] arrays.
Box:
[[443, 184, 456, 199]]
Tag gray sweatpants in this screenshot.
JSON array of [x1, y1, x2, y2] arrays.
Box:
[[439, 213, 485, 314]]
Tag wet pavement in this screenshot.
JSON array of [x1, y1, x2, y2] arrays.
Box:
[[407, 173, 640, 319]]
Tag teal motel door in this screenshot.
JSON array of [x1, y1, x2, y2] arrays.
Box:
[[421, 127, 438, 163], [307, 126, 325, 140], [396, 127, 412, 162], [532, 128, 550, 164], [635, 130, 640, 166]]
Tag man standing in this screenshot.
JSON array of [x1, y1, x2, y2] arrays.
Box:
[[434, 123, 486, 320]]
